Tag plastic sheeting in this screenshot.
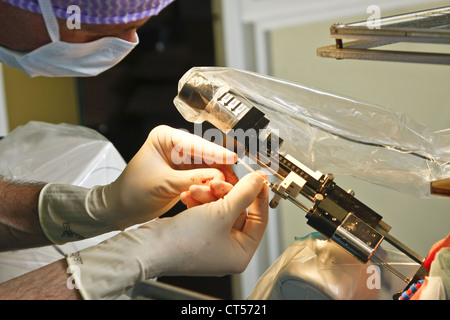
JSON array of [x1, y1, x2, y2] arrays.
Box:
[[249, 233, 421, 300], [0, 121, 126, 283], [174, 67, 450, 198]]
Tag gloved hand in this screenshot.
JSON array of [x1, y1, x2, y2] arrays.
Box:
[[66, 171, 269, 300], [39, 125, 238, 244], [180, 178, 235, 208], [180, 178, 250, 230]]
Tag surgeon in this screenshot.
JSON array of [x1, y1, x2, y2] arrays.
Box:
[[0, 0, 269, 299]]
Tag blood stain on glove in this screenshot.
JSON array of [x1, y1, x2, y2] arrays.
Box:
[[202, 177, 213, 184]]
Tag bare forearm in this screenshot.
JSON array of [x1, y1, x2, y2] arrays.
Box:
[[0, 180, 51, 251], [0, 259, 82, 300]]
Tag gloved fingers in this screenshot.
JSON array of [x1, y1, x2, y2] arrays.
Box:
[[183, 181, 248, 228], [189, 179, 233, 203], [172, 168, 226, 196], [131, 173, 267, 278], [219, 172, 267, 227], [151, 125, 237, 168], [239, 171, 269, 244], [180, 191, 202, 208], [209, 179, 249, 229], [232, 210, 248, 231], [180, 185, 217, 208], [180, 179, 247, 225], [180, 180, 233, 208], [209, 179, 234, 198], [208, 164, 239, 185], [190, 185, 217, 203], [208, 179, 248, 230]]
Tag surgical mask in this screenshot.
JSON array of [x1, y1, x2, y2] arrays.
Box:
[[0, 0, 139, 77]]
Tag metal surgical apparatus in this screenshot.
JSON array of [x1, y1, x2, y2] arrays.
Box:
[[175, 70, 431, 298]]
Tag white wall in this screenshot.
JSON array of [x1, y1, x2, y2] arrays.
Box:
[[219, 0, 448, 73]]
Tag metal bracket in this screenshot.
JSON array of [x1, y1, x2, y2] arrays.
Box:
[[317, 6, 450, 65]]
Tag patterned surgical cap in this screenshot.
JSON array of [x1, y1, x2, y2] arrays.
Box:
[[2, 0, 175, 24]]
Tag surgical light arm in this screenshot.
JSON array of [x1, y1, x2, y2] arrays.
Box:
[[175, 73, 429, 297]]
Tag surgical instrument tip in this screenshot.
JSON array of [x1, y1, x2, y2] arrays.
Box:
[[237, 158, 273, 187]]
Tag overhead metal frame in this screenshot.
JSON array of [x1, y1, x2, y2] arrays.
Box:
[[317, 6, 450, 65]]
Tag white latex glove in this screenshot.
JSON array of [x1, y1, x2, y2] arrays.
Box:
[[180, 178, 235, 208], [39, 125, 238, 244], [66, 171, 269, 300], [180, 178, 250, 230]]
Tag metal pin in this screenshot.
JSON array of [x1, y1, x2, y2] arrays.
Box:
[[237, 158, 272, 187]]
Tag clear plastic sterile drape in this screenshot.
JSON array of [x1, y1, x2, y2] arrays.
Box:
[[174, 67, 450, 198], [0, 121, 126, 282]]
